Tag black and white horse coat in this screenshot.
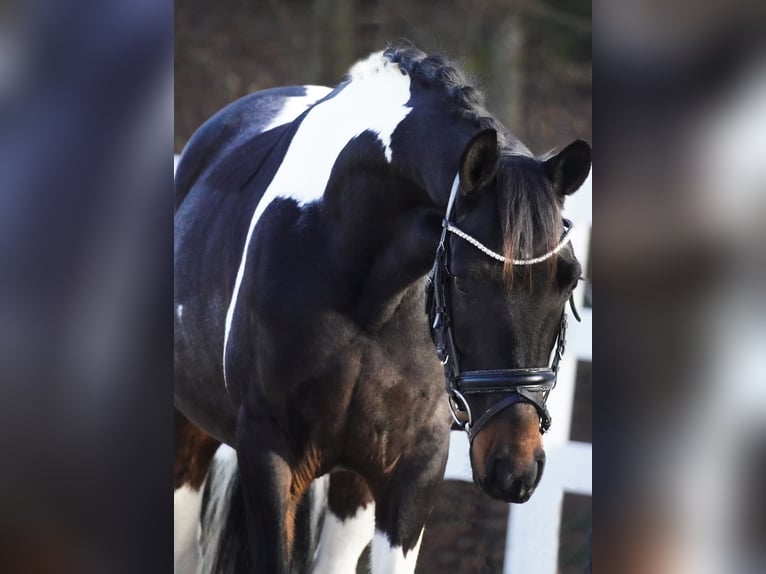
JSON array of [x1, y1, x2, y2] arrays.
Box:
[[174, 46, 590, 574]]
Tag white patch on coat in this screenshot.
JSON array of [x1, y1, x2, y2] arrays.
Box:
[[348, 51, 399, 81], [176, 304, 183, 320], [174, 484, 204, 574], [312, 503, 375, 573], [370, 528, 424, 574], [223, 53, 413, 387], [262, 85, 333, 132], [309, 475, 330, 549]]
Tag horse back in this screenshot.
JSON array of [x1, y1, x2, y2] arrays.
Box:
[[174, 85, 331, 210]]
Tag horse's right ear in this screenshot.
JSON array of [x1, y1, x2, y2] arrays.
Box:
[[459, 129, 499, 194]]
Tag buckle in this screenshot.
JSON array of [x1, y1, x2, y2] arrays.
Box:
[[448, 390, 472, 429]]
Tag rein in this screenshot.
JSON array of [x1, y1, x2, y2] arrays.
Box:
[[426, 174, 577, 442]]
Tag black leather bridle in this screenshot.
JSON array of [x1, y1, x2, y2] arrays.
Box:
[[425, 175, 579, 442]]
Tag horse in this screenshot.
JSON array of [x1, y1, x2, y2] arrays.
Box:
[[174, 45, 591, 574]]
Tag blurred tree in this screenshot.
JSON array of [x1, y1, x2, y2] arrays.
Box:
[[175, 0, 591, 153]]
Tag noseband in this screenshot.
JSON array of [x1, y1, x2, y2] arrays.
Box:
[[426, 174, 578, 442]]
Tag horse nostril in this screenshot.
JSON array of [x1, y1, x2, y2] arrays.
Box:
[[487, 457, 540, 502], [493, 457, 515, 490]]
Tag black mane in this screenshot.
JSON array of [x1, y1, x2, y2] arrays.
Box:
[[382, 44, 514, 147]]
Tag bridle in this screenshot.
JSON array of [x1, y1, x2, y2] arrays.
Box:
[[425, 174, 579, 442]]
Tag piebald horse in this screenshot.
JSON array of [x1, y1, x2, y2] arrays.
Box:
[[174, 45, 590, 573]]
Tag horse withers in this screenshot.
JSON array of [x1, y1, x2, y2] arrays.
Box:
[[174, 45, 590, 573]]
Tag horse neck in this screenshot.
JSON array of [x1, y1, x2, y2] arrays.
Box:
[[320, 169, 445, 329], [317, 113, 479, 327]]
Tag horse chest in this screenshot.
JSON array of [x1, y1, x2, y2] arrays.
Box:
[[303, 308, 444, 442]]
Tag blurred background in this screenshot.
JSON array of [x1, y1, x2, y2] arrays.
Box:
[[174, 1, 592, 573], [595, 2, 766, 573], [174, 0, 591, 155]]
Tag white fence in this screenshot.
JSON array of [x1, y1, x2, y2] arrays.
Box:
[[444, 169, 592, 574]]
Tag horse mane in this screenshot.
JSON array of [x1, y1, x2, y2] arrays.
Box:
[[380, 44, 511, 146], [497, 154, 563, 284]]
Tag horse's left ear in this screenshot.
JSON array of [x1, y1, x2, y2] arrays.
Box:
[[459, 129, 499, 194], [544, 139, 591, 197]]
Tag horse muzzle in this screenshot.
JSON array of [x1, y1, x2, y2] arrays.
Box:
[[480, 451, 546, 503]]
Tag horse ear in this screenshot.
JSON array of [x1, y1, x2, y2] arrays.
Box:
[[544, 139, 591, 197], [459, 129, 499, 194]]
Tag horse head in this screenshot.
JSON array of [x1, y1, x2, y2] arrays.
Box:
[[427, 129, 591, 502]]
